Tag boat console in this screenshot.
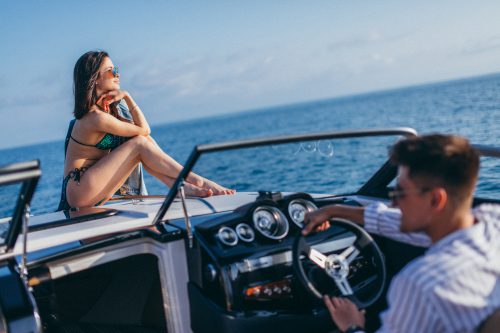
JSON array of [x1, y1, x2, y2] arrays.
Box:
[[184, 192, 386, 333]]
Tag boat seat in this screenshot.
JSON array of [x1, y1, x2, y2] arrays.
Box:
[[479, 309, 500, 333]]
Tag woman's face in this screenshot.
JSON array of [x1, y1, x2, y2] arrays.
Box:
[[96, 57, 120, 94]]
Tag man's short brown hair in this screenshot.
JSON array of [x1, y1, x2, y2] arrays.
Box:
[[390, 134, 480, 204]]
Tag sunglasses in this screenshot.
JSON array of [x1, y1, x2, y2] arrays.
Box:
[[388, 184, 430, 202], [101, 66, 120, 78]]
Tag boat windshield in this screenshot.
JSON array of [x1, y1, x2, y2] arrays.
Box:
[[154, 128, 416, 224], [193, 135, 396, 195], [190, 139, 500, 201], [477, 155, 500, 200], [0, 183, 22, 246]]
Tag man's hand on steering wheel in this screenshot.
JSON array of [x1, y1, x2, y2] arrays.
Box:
[[324, 296, 366, 332], [302, 204, 366, 236], [302, 206, 333, 235], [295, 204, 384, 331]]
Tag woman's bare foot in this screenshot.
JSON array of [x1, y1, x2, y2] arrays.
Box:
[[182, 182, 213, 197], [201, 178, 236, 195], [186, 173, 235, 196]]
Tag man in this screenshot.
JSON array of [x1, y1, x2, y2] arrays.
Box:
[[302, 134, 499, 333]]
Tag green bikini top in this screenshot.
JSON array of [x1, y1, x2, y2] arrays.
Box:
[[70, 132, 123, 150]]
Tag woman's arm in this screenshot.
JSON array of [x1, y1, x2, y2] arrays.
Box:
[[94, 90, 151, 137], [90, 111, 150, 137], [121, 93, 150, 133]]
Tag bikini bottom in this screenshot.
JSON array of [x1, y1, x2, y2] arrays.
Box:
[[57, 167, 88, 211]]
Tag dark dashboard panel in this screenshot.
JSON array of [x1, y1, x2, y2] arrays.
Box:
[[186, 192, 377, 333], [194, 193, 354, 260]]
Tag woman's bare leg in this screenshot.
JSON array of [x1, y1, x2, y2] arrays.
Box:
[[67, 141, 140, 207], [67, 135, 228, 207], [144, 136, 235, 195], [142, 165, 213, 197]]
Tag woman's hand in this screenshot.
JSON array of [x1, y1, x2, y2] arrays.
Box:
[[96, 91, 150, 135], [100, 90, 129, 104], [96, 90, 130, 112]]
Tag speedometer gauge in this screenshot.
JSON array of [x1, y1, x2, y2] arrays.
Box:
[[288, 199, 318, 227], [252, 206, 289, 240]]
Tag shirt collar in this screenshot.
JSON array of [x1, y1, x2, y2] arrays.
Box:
[[427, 208, 486, 254]]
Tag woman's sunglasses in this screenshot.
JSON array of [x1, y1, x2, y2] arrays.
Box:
[[101, 66, 120, 78]]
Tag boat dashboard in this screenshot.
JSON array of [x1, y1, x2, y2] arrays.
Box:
[[169, 191, 388, 333]]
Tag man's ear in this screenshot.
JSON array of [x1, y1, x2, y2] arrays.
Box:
[[431, 188, 447, 211]]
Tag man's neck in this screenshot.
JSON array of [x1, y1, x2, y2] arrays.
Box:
[[427, 206, 475, 243]]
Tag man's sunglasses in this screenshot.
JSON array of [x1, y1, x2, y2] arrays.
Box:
[[388, 185, 430, 202]]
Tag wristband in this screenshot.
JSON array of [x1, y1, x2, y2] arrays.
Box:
[[344, 325, 365, 333]]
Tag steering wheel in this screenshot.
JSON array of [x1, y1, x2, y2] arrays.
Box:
[[293, 218, 386, 309]]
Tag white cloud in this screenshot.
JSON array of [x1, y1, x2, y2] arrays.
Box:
[[0, 70, 70, 111], [370, 53, 395, 65], [460, 35, 500, 55], [327, 30, 413, 53]]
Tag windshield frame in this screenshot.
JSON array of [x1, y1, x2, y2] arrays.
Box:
[[152, 127, 418, 225], [0, 160, 40, 253]]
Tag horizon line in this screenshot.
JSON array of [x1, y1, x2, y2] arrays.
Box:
[[2, 69, 499, 152]]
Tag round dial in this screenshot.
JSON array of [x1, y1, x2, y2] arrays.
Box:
[[217, 226, 238, 246], [236, 223, 255, 242], [288, 199, 318, 227], [252, 206, 289, 240]]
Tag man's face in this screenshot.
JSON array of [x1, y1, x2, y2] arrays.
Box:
[[393, 166, 433, 233]]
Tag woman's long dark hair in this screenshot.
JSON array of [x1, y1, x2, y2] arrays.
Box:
[[73, 51, 109, 119]]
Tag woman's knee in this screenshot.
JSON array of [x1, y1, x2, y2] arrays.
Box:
[[122, 135, 149, 150], [130, 135, 149, 145]]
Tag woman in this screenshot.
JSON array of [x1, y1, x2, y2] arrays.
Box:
[[61, 50, 234, 209]]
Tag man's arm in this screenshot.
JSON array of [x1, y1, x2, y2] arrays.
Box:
[[322, 274, 441, 333], [303, 203, 431, 248], [302, 205, 365, 235], [364, 203, 431, 247]]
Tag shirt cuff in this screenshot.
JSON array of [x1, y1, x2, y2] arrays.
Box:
[[363, 202, 388, 235]]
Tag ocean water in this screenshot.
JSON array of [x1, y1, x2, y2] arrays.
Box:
[[1, 73, 499, 217]]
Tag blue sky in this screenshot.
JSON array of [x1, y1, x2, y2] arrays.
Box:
[[1, 0, 500, 149]]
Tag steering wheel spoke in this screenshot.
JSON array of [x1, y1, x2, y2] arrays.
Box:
[[308, 248, 327, 269], [333, 275, 354, 296], [340, 245, 360, 264]]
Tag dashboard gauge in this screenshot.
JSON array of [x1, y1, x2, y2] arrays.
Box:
[[236, 223, 255, 242], [288, 199, 318, 227], [217, 226, 238, 246], [252, 206, 289, 240]]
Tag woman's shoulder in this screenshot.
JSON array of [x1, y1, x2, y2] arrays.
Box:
[[77, 109, 110, 129], [85, 109, 110, 121]]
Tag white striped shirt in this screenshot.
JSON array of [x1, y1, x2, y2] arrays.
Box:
[[362, 203, 500, 333]]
